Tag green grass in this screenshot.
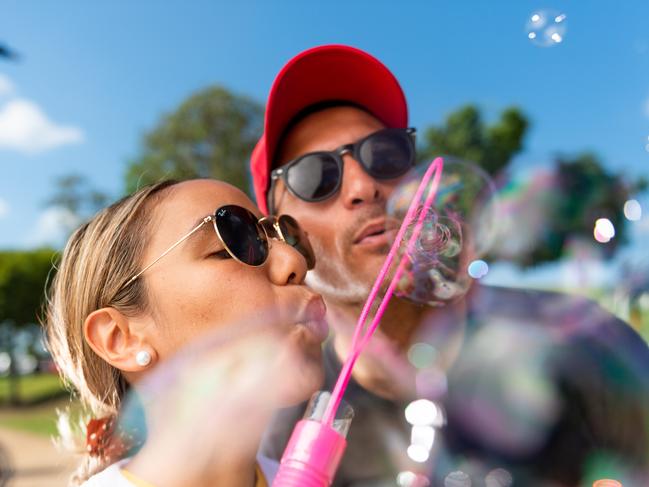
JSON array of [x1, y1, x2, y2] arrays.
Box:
[[0, 373, 66, 404], [0, 374, 74, 436], [0, 397, 82, 437]]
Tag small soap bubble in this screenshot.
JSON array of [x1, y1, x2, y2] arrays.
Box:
[[388, 158, 498, 306], [405, 399, 440, 426], [467, 260, 489, 279], [592, 480, 622, 487], [594, 218, 615, 243], [407, 443, 430, 463], [485, 468, 513, 487], [526, 10, 567, 47], [624, 199, 642, 221], [408, 342, 438, 369], [397, 471, 431, 487], [444, 470, 472, 487]]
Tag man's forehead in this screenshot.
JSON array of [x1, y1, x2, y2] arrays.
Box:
[[276, 106, 385, 164]]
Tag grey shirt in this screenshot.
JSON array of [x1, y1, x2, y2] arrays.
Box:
[[261, 286, 649, 486]]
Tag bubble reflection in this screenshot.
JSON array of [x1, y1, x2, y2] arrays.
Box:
[[526, 10, 567, 47]]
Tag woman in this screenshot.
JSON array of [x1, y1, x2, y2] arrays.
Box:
[[44, 178, 327, 486]]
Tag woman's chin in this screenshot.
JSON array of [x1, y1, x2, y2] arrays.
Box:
[[275, 326, 325, 407]]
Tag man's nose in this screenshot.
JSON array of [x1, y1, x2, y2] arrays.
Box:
[[339, 155, 383, 209]]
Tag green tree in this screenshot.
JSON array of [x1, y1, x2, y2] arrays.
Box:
[[125, 86, 264, 195], [419, 105, 528, 176], [525, 153, 647, 266], [0, 249, 57, 404], [46, 173, 109, 217]]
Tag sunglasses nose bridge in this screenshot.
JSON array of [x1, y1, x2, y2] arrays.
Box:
[[337, 145, 354, 158]]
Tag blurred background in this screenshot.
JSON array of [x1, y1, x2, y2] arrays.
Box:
[[1, 1, 648, 485]]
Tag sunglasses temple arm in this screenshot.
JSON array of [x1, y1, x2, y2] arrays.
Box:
[[125, 216, 212, 286], [322, 157, 444, 427]]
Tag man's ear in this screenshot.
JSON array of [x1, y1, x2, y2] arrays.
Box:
[[84, 307, 157, 372]]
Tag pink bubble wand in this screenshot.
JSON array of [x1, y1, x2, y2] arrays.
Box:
[[273, 158, 444, 487]]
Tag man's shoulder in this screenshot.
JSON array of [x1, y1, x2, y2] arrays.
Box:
[[473, 285, 643, 340]]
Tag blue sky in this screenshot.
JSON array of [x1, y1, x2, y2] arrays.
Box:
[[1, 0, 648, 267]]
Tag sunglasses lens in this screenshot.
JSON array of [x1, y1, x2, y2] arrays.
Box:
[[215, 205, 268, 266], [359, 129, 414, 179], [278, 215, 316, 270], [286, 153, 341, 201]]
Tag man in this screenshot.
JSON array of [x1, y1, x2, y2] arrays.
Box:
[[250, 45, 649, 486]]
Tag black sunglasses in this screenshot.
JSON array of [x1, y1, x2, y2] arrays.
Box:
[[215, 206, 315, 269], [268, 127, 416, 211]]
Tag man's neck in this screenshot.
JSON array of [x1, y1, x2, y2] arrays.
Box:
[[326, 296, 468, 401]]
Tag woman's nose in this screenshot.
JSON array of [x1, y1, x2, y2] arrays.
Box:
[[266, 240, 308, 286]]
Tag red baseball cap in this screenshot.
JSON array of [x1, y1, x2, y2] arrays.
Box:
[[250, 44, 408, 214]]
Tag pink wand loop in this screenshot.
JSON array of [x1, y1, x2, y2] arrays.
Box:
[[322, 157, 444, 426]]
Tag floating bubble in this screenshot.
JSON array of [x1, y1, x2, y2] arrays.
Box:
[[405, 399, 440, 426], [416, 368, 448, 400], [624, 199, 642, 221], [594, 218, 615, 243], [592, 480, 622, 487], [467, 259, 489, 279], [485, 468, 513, 487], [444, 470, 472, 487], [397, 471, 431, 487], [389, 157, 498, 306], [411, 425, 436, 450], [408, 342, 438, 369], [526, 10, 567, 47], [407, 443, 430, 463]]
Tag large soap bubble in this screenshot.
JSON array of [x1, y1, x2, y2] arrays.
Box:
[[387, 157, 498, 306], [104, 310, 325, 485]]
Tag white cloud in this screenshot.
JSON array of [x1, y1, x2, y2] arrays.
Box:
[[0, 98, 84, 154], [0, 74, 14, 97], [645, 95, 649, 119], [0, 197, 8, 219], [25, 206, 81, 247]]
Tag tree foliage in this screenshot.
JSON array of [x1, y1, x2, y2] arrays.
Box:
[[0, 249, 57, 327], [523, 153, 647, 266], [125, 86, 264, 195], [419, 104, 529, 176]]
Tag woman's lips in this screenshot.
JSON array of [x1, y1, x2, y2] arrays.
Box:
[[297, 296, 329, 342]]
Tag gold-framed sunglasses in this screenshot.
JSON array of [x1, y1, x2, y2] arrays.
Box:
[[122, 205, 315, 289]]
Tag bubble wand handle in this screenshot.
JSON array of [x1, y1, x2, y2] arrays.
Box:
[[322, 157, 444, 427]]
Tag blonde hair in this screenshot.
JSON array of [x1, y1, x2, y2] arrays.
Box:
[[44, 180, 178, 485]]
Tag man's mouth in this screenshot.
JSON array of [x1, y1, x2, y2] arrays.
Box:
[[353, 219, 399, 248]]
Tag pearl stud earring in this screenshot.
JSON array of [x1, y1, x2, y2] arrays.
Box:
[[135, 350, 152, 367]]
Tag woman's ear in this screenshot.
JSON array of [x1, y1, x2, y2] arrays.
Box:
[[84, 307, 157, 372]]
